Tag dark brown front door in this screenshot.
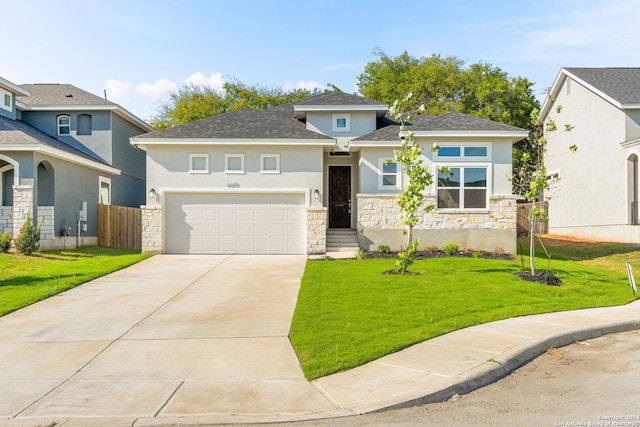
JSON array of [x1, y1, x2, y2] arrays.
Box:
[[329, 166, 351, 228]]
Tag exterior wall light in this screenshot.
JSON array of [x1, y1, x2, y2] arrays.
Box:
[[149, 188, 156, 199], [313, 189, 320, 199]]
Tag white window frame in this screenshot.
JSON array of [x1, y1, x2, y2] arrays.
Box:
[[332, 113, 351, 132], [99, 176, 111, 205], [260, 154, 280, 174], [436, 164, 490, 210], [189, 153, 209, 174], [225, 154, 245, 174], [0, 88, 12, 112], [433, 142, 492, 162], [57, 114, 71, 135], [378, 158, 401, 190]]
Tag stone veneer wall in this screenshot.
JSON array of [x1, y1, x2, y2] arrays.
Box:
[[306, 207, 327, 254], [357, 194, 518, 253], [0, 207, 12, 234], [141, 205, 163, 254], [36, 206, 55, 241], [12, 185, 33, 238]]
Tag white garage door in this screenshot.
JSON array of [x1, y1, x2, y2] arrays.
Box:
[[165, 193, 306, 254]]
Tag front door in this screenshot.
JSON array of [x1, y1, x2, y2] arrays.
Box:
[[329, 166, 351, 228]]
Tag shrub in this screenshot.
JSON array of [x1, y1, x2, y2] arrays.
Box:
[[14, 212, 41, 255], [442, 242, 460, 256], [472, 251, 483, 259], [493, 247, 506, 256], [424, 245, 439, 252], [378, 244, 390, 253], [354, 249, 365, 260], [0, 232, 12, 253]]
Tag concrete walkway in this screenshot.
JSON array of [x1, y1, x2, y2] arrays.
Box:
[[1, 255, 639, 426]]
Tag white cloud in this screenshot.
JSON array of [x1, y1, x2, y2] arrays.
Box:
[[135, 78, 178, 99], [282, 80, 325, 92], [184, 72, 225, 91], [104, 78, 134, 99]]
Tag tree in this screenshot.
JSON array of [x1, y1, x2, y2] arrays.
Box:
[[150, 79, 323, 129], [523, 104, 575, 276], [388, 93, 435, 274], [357, 49, 539, 129], [14, 212, 41, 255]]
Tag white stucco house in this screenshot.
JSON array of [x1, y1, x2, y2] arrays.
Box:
[[131, 92, 527, 255], [541, 68, 640, 243]]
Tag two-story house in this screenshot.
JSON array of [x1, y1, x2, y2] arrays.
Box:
[[541, 68, 640, 243], [0, 76, 152, 249], [132, 91, 527, 255]]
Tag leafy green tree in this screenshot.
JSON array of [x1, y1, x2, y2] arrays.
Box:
[[388, 93, 434, 274], [150, 79, 322, 129], [357, 49, 538, 129]]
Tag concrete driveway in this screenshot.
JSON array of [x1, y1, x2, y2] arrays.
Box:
[[0, 255, 340, 425]]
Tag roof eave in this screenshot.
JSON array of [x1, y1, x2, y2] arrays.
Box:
[[0, 77, 30, 96], [130, 137, 336, 146], [0, 144, 120, 175]]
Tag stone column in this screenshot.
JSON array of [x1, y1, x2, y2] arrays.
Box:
[[306, 207, 327, 254], [141, 205, 163, 254], [12, 185, 34, 237]]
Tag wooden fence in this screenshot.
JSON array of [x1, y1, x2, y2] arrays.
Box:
[[98, 204, 142, 250], [516, 202, 549, 236]]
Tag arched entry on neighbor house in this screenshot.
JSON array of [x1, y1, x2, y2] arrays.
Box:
[[37, 161, 55, 207], [0, 155, 19, 206], [628, 154, 638, 225]]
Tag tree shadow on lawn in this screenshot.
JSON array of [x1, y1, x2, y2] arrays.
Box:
[[0, 274, 77, 288]]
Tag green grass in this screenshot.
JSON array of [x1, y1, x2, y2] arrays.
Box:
[[0, 246, 152, 317], [290, 238, 640, 380]]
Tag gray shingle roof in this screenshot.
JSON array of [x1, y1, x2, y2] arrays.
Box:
[[135, 107, 334, 140], [293, 91, 386, 107], [0, 115, 109, 165], [18, 84, 115, 106], [565, 68, 640, 105], [353, 111, 526, 142]]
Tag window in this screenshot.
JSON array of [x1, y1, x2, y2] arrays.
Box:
[[77, 114, 92, 135], [434, 144, 491, 161], [332, 113, 351, 132], [189, 153, 209, 174], [437, 166, 487, 209], [260, 154, 280, 173], [379, 159, 401, 190], [57, 115, 70, 135], [99, 177, 111, 205], [1, 88, 11, 112], [225, 154, 244, 174]]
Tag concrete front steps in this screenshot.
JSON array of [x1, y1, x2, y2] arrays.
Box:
[[326, 228, 359, 253]]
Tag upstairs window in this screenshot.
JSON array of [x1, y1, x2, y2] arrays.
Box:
[[332, 113, 351, 132], [77, 114, 92, 135], [1, 89, 11, 112], [434, 144, 491, 161], [57, 115, 70, 135]]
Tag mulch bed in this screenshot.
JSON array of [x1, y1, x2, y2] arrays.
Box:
[[364, 249, 514, 261], [514, 270, 562, 286]]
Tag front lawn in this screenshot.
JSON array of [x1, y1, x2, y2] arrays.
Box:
[[290, 237, 639, 380], [0, 246, 152, 317]]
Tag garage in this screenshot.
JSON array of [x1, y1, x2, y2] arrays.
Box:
[[164, 193, 306, 254]]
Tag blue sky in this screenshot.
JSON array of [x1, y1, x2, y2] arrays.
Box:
[[4, 0, 640, 121]]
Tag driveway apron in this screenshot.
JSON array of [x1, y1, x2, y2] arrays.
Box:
[[0, 255, 336, 422]]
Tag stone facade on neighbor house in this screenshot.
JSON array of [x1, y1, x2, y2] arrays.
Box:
[[1, 75, 152, 250], [132, 91, 528, 256]]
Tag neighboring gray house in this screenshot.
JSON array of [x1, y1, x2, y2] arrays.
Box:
[[541, 68, 640, 243], [0, 76, 152, 249], [132, 92, 527, 255]]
